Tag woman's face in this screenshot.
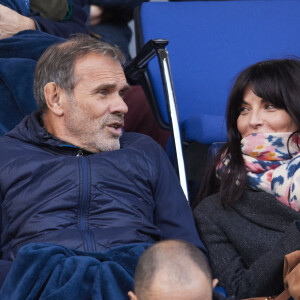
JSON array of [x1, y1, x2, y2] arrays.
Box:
[[237, 87, 298, 138]]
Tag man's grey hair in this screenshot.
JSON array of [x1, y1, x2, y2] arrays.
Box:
[[134, 239, 212, 298], [33, 34, 125, 113]]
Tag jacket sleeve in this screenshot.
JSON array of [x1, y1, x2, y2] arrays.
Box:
[[194, 202, 300, 298], [30, 0, 89, 38], [152, 145, 206, 254]]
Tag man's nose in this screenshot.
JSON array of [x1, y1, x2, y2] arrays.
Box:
[[249, 110, 263, 128], [110, 95, 128, 115]]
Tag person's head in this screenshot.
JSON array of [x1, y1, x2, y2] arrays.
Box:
[[227, 58, 300, 147], [34, 34, 129, 153], [195, 58, 300, 206], [128, 240, 218, 300]]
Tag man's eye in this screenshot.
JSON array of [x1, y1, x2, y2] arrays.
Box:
[[119, 90, 127, 98], [99, 90, 107, 96]]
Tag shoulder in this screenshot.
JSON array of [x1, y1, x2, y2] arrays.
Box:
[[193, 192, 223, 217], [193, 189, 263, 221], [194, 189, 274, 213], [120, 132, 164, 155], [0, 135, 22, 151]]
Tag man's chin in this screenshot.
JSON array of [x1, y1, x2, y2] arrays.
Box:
[[96, 138, 121, 152]]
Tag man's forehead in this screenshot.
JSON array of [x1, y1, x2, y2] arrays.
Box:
[[73, 53, 126, 86], [74, 53, 124, 75]]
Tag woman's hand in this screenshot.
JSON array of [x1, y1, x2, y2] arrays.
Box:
[[0, 4, 36, 39]]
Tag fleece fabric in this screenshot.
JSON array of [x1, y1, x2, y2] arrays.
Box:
[[0, 242, 149, 299]]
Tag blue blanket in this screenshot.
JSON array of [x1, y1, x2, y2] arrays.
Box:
[[0, 30, 64, 135], [0, 0, 29, 15], [0, 243, 149, 300]]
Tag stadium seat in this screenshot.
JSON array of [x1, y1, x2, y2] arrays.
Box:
[[125, 0, 300, 200]]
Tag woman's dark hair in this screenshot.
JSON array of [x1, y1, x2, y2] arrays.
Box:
[[193, 58, 300, 208]]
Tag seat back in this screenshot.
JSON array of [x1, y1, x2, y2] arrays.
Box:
[[0, 31, 63, 135], [135, 0, 300, 144]]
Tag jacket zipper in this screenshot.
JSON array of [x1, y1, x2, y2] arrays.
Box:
[[78, 155, 94, 252]]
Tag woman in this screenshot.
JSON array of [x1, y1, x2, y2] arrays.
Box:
[[193, 59, 300, 298]]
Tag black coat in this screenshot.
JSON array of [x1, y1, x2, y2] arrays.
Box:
[[193, 189, 300, 298]]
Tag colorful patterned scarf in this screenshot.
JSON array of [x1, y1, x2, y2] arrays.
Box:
[[241, 132, 300, 212]]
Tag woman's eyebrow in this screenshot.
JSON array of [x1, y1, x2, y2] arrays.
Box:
[[260, 98, 270, 103]]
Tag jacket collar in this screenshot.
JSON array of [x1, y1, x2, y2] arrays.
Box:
[[5, 110, 129, 154], [6, 110, 76, 149]]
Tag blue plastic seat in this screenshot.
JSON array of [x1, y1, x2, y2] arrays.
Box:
[[136, 0, 300, 143], [126, 0, 300, 199], [135, 0, 300, 143]]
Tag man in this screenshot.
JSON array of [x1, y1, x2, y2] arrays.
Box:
[[0, 35, 204, 298], [128, 240, 231, 300]]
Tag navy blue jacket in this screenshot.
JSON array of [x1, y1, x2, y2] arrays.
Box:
[[0, 111, 205, 270]]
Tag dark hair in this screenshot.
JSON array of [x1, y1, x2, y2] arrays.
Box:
[[34, 34, 125, 113], [194, 58, 300, 208], [133, 240, 211, 298]]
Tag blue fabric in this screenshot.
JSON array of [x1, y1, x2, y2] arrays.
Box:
[[24, 0, 29, 9], [30, 0, 89, 38], [214, 286, 227, 298], [0, 0, 88, 38], [0, 260, 12, 289], [0, 111, 205, 265], [139, 0, 300, 144], [0, 30, 64, 135], [0, 30, 64, 60], [0, 0, 29, 15], [0, 58, 38, 135], [0, 243, 150, 299], [182, 113, 227, 144]]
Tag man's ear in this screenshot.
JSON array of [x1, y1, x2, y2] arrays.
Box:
[[128, 291, 138, 300], [212, 278, 219, 288], [44, 82, 65, 116]]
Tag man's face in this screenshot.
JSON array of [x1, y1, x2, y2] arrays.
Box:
[[63, 53, 129, 153]]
